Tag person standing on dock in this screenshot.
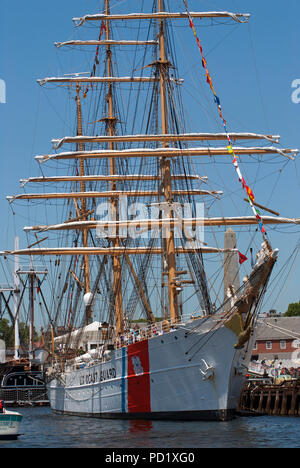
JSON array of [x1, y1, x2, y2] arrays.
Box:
[[0, 400, 6, 414]]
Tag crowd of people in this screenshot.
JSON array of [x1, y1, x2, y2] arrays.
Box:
[[115, 322, 177, 348], [277, 366, 300, 378], [250, 360, 300, 380]]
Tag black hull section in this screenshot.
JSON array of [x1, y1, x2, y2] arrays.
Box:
[[0, 434, 21, 440], [52, 409, 236, 422]]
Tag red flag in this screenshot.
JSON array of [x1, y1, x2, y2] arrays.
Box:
[[238, 252, 248, 265]]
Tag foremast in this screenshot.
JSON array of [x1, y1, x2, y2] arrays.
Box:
[[104, 0, 124, 335], [158, 0, 179, 324], [75, 86, 92, 324]]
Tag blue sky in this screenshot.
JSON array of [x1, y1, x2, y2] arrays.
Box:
[[0, 0, 300, 323]]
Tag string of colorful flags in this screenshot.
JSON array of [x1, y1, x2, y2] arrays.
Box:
[[183, 0, 266, 237]]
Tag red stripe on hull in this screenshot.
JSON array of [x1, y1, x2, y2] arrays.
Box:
[[127, 340, 151, 413]]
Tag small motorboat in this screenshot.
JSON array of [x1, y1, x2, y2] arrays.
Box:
[[0, 408, 22, 440]]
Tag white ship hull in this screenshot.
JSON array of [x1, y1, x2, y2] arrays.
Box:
[[47, 316, 252, 421]]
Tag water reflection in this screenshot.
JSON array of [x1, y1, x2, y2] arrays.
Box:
[[129, 420, 153, 434], [2, 408, 300, 448]]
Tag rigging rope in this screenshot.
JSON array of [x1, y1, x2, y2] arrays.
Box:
[[83, 21, 107, 99], [182, 0, 267, 237]]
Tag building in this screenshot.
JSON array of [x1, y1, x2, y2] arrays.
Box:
[[252, 316, 300, 362], [54, 321, 114, 353]]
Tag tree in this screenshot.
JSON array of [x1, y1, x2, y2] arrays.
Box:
[[284, 301, 300, 317], [0, 319, 39, 349], [0, 319, 14, 347]]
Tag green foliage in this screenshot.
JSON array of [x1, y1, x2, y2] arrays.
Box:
[[284, 301, 300, 317], [0, 319, 39, 348], [0, 319, 14, 347]]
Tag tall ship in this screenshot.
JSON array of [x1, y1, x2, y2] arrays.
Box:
[[2, 0, 299, 420]]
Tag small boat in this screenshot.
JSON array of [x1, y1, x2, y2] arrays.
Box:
[[0, 364, 49, 407], [0, 408, 22, 440]]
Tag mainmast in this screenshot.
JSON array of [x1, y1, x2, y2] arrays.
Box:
[[105, 0, 124, 335], [76, 85, 92, 324], [158, 0, 179, 323]]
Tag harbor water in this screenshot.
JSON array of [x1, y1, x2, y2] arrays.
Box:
[[1, 407, 300, 449]]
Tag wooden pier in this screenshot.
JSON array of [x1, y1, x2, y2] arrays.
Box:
[[239, 380, 300, 416]]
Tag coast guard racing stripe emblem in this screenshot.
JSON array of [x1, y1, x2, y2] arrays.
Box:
[[127, 340, 151, 413]]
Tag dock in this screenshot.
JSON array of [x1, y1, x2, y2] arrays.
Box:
[[239, 379, 300, 416]]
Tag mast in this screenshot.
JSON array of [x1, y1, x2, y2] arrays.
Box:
[[105, 0, 124, 335], [76, 85, 92, 324], [14, 236, 20, 360], [158, 0, 179, 323], [16, 267, 48, 362], [29, 268, 35, 361]]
